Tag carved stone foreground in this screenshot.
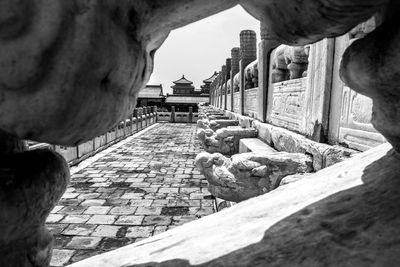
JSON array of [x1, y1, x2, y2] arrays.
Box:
[[195, 151, 312, 202], [0, 133, 69, 266], [69, 143, 400, 267]]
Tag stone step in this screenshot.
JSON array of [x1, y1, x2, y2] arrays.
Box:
[[239, 138, 276, 153]]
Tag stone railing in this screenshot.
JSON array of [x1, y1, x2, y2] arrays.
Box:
[[157, 109, 198, 123], [28, 106, 157, 166]]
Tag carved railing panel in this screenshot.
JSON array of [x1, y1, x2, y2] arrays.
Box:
[[227, 93, 231, 110], [233, 92, 240, 113], [244, 88, 258, 118], [270, 78, 307, 132], [329, 18, 386, 151]]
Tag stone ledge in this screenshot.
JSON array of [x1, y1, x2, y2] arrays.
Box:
[[68, 143, 393, 267], [252, 120, 356, 171], [239, 138, 276, 153]]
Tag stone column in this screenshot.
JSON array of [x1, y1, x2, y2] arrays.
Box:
[[258, 22, 280, 122], [239, 30, 257, 115], [0, 130, 69, 267], [231, 47, 240, 112], [224, 58, 231, 111], [221, 65, 227, 110]]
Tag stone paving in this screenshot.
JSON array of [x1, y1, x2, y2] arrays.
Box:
[[47, 123, 215, 266]]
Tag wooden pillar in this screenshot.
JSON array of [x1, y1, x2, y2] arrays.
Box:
[[258, 22, 280, 122], [231, 47, 240, 112]]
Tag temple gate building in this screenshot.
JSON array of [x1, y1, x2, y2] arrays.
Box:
[[165, 75, 210, 112]]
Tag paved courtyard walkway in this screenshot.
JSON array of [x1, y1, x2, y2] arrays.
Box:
[[47, 123, 215, 266]]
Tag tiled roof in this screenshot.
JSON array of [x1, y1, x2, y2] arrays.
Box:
[[138, 85, 164, 98], [203, 71, 218, 83], [173, 75, 193, 85]]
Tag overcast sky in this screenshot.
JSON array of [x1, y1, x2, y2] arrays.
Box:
[[147, 5, 260, 94]]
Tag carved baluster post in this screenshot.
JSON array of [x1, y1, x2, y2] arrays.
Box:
[[239, 30, 257, 115], [217, 72, 222, 109], [146, 106, 151, 126], [189, 106, 193, 123], [171, 106, 176, 123], [133, 108, 138, 132], [225, 58, 231, 111], [221, 65, 227, 110], [139, 107, 143, 129], [153, 106, 158, 123], [231, 47, 240, 112], [258, 22, 280, 122]]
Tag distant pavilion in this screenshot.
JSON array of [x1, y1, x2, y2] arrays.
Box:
[[165, 75, 210, 112]]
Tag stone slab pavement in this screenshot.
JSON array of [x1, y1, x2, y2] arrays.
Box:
[[47, 123, 215, 266]]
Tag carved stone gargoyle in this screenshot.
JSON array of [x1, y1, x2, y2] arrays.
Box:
[[197, 118, 239, 132], [197, 127, 258, 154], [195, 151, 313, 202]]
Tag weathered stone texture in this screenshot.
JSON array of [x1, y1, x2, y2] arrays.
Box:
[[253, 120, 355, 170], [195, 151, 312, 202], [0, 148, 69, 267], [197, 119, 239, 132]]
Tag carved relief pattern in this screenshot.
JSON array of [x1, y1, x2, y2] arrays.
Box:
[[233, 92, 240, 113], [337, 17, 386, 151], [227, 93, 231, 110], [351, 92, 372, 124], [271, 78, 307, 131], [244, 88, 258, 118]]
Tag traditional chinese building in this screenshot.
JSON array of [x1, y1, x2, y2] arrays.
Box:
[[165, 75, 209, 112], [136, 84, 165, 109], [200, 71, 218, 94]]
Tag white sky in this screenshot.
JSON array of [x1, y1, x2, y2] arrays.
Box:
[[147, 5, 260, 95]]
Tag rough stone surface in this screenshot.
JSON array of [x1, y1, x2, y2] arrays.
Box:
[[195, 151, 312, 202], [68, 143, 398, 267], [46, 123, 214, 266], [279, 173, 313, 186], [252, 120, 355, 170], [0, 0, 238, 145], [0, 148, 70, 267]]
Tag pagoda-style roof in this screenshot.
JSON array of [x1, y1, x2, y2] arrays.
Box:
[[203, 71, 218, 83], [172, 75, 193, 85], [138, 84, 165, 98]]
